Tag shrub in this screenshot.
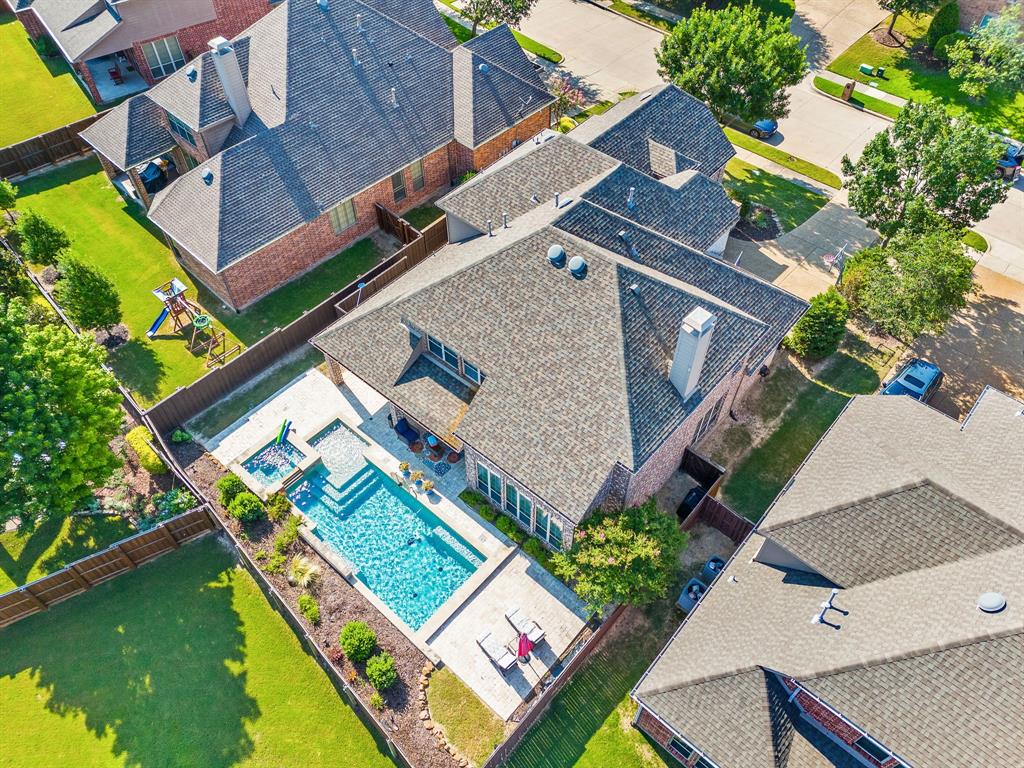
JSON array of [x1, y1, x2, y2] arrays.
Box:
[[370, 691, 385, 710], [228, 492, 265, 523], [459, 489, 498, 523], [34, 34, 57, 57], [288, 555, 321, 589], [522, 537, 551, 569], [783, 287, 849, 359], [217, 473, 247, 507], [171, 429, 192, 444], [928, 2, 960, 50], [265, 552, 286, 574], [254, 549, 268, 561], [457, 170, 477, 185], [298, 594, 321, 625], [274, 514, 301, 553], [326, 646, 345, 665], [496, 514, 526, 544], [153, 487, 196, 518], [125, 426, 168, 474], [934, 31, 968, 61], [266, 492, 292, 521], [17, 210, 70, 265], [339, 621, 377, 663], [365, 652, 398, 691]]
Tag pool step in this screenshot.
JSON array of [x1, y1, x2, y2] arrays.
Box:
[[430, 526, 484, 568]]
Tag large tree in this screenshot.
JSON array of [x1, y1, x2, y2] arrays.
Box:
[[841, 229, 976, 342], [882, 0, 939, 37], [948, 6, 1024, 100], [0, 178, 17, 222], [0, 298, 122, 527], [841, 102, 1007, 242], [655, 5, 807, 124], [1, 248, 33, 302], [54, 257, 122, 330], [16, 210, 70, 265], [462, 0, 538, 35]]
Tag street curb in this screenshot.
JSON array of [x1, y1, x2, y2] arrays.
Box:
[[810, 79, 897, 123], [579, 0, 669, 35]]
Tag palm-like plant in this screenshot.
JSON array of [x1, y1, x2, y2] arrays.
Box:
[[288, 555, 321, 589]]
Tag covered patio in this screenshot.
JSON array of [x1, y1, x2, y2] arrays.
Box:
[[85, 52, 147, 102]]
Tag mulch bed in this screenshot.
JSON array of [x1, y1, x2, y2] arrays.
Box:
[[169, 439, 460, 768], [731, 205, 782, 242], [871, 27, 908, 48]]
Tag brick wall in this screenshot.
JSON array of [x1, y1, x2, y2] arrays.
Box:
[[959, 0, 1022, 29], [635, 708, 703, 766], [453, 106, 552, 175], [173, 143, 451, 310], [13, 7, 45, 40]]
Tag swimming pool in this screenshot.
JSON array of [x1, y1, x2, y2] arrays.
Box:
[[309, 420, 366, 485], [242, 439, 305, 487], [288, 462, 483, 630]]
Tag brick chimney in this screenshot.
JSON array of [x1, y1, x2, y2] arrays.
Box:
[[208, 36, 250, 126]]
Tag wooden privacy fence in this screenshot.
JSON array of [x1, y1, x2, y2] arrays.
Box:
[[0, 111, 107, 179], [145, 215, 449, 434], [683, 496, 754, 544], [0, 506, 216, 628], [375, 202, 421, 245]]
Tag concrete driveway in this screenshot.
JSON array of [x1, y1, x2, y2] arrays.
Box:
[[518, 0, 662, 100]]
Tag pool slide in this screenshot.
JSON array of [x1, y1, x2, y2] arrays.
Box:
[[277, 419, 292, 444]]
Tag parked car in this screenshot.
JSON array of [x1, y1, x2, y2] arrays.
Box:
[[725, 116, 779, 140], [995, 137, 1023, 181], [880, 358, 944, 402]]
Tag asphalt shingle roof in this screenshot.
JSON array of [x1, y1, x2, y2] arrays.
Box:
[[571, 84, 735, 179], [80, 95, 175, 168]]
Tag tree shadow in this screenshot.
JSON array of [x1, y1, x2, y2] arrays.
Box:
[[0, 539, 259, 768], [108, 338, 166, 404], [789, 9, 831, 71], [36, 515, 135, 578], [0, 517, 67, 588]]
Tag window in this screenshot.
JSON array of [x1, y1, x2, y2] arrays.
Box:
[[179, 151, 198, 171], [504, 482, 532, 528], [667, 738, 693, 760], [692, 395, 726, 444], [410, 159, 424, 192], [534, 508, 562, 550], [391, 170, 407, 202], [477, 463, 502, 505], [329, 198, 357, 233], [853, 735, 891, 763], [428, 336, 443, 359], [166, 112, 196, 147], [462, 359, 481, 385], [426, 335, 459, 370], [142, 35, 185, 78]]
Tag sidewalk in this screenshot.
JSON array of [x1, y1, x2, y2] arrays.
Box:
[[815, 69, 908, 107]]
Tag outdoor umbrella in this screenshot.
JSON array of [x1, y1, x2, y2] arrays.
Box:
[[517, 632, 534, 660]]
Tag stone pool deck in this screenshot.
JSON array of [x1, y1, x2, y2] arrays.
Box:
[[200, 366, 589, 720]]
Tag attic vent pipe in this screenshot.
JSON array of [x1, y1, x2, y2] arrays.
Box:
[[627, 186, 637, 210], [502, 213, 509, 228], [352, 48, 360, 66], [530, 194, 540, 204], [317, 0, 328, 10], [389, 87, 398, 108], [547, 244, 565, 268], [355, 12, 363, 29], [185, 65, 197, 82], [554, 192, 560, 208], [486, 219, 493, 237], [568, 255, 587, 279]]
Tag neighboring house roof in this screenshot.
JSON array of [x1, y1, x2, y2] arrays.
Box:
[[79, 94, 175, 168], [81, 0, 554, 272], [635, 389, 1024, 768], [570, 84, 735, 179]]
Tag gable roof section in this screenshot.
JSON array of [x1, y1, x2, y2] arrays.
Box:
[[571, 85, 735, 178], [79, 94, 174, 168], [23, 0, 119, 60], [145, 42, 247, 130]]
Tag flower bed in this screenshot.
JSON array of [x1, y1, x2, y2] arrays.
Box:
[[169, 439, 460, 768]]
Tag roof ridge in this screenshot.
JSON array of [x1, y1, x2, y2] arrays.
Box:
[[462, 24, 550, 93], [352, 0, 457, 52], [639, 664, 766, 699]]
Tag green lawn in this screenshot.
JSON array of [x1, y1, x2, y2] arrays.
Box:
[[0, 13, 97, 146], [402, 203, 445, 232], [962, 230, 988, 252], [610, 0, 795, 31], [437, 1, 562, 63], [0, 536, 398, 768], [427, 668, 506, 765], [813, 76, 903, 120], [15, 159, 379, 406], [0, 515, 135, 593], [723, 158, 828, 232], [720, 336, 894, 521], [723, 126, 842, 189], [826, 14, 1024, 138]]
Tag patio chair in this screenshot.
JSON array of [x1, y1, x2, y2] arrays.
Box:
[[394, 418, 419, 447], [108, 67, 123, 85], [477, 631, 517, 672], [505, 607, 545, 645]]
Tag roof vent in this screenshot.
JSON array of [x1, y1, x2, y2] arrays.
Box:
[[629, 283, 640, 296], [389, 87, 398, 108], [618, 229, 631, 243], [530, 193, 540, 204], [568, 255, 587, 279], [201, 168, 214, 185], [478, 62, 490, 74], [352, 48, 360, 66], [355, 12, 363, 30], [977, 592, 1006, 613], [317, 0, 329, 10], [185, 64, 197, 82], [547, 244, 566, 268], [626, 186, 637, 210]]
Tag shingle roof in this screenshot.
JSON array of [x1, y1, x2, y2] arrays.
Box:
[[79, 95, 175, 168], [571, 85, 735, 179], [316, 225, 767, 521], [83, 0, 552, 271], [635, 390, 1024, 768], [23, 0, 119, 60]]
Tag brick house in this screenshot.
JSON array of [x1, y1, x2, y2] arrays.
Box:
[[313, 95, 807, 552], [80, 0, 554, 311], [633, 387, 1024, 767], [958, 0, 1023, 30], [5, 0, 274, 104]]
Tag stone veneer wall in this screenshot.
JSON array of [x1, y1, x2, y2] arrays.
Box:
[[959, 0, 1022, 29]]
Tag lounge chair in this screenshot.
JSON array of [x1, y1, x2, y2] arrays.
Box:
[[505, 607, 545, 644], [394, 418, 419, 447], [477, 631, 517, 672]]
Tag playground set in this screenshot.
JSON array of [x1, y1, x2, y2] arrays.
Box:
[[146, 278, 240, 368]]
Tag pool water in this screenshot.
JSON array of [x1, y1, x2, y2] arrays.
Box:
[[309, 420, 366, 485], [242, 440, 305, 487], [288, 463, 483, 630]]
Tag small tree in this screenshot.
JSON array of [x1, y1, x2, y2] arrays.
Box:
[[846, 229, 976, 342], [784, 288, 849, 359], [217, 473, 247, 507], [1, 298, 122, 527], [16, 210, 70, 265], [656, 5, 807, 124], [462, 0, 538, 35], [882, 0, 939, 38], [842, 102, 1007, 242], [0, 178, 17, 222], [947, 6, 1024, 100], [228, 492, 265, 523], [549, 73, 585, 122], [339, 621, 377, 662], [54, 257, 122, 330], [552, 500, 687, 615], [0, 248, 32, 302], [927, 2, 960, 49]]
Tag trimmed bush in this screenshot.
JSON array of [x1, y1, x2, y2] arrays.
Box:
[[928, 2, 960, 49], [217, 473, 246, 507], [171, 429, 192, 443], [495, 514, 526, 544], [339, 621, 377, 663], [266, 492, 291, 521], [274, 514, 301, 554], [522, 537, 552, 571], [459, 489, 498, 523], [298, 594, 321, 625], [365, 652, 398, 691], [153, 487, 196, 518], [228, 491, 265, 523], [783, 287, 849, 359], [125, 426, 168, 474], [370, 691, 385, 710], [934, 31, 968, 62], [288, 554, 320, 589]]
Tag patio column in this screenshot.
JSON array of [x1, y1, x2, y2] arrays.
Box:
[[74, 62, 103, 104], [127, 167, 153, 209]]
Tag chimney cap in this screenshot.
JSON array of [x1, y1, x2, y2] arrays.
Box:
[[208, 36, 231, 54], [682, 306, 715, 334]]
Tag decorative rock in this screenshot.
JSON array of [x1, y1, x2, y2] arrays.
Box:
[[424, 721, 434, 731], [447, 744, 456, 755], [420, 675, 429, 685], [422, 663, 433, 675], [419, 710, 429, 720], [419, 680, 428, 690]]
